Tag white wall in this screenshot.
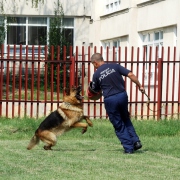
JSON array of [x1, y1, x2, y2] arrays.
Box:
[[3, 0, 92, 16], [89, 0, 180, 53]]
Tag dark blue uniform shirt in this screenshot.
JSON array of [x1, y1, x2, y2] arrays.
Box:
[[92, 63, 131, 98]]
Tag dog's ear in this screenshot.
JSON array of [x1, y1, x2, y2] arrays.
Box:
[[64, 87, 70, 95]]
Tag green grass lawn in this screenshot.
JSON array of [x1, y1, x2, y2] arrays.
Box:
[[0, 117, 180, 180]]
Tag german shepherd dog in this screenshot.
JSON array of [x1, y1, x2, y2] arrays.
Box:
[[27, 86, 93, 150]]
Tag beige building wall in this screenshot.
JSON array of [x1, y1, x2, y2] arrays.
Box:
[[89, 0, 179, 53]]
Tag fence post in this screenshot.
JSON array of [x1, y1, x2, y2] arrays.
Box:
[[0, 44, 4, 116], [70, 56, 75, 87], [157, 58, 163, 120]]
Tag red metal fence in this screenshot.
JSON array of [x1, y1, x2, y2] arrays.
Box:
[[0, 45, 180, 120]]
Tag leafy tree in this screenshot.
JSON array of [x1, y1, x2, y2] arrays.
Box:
[[47, 0, 72, 89], [48, 0, 72, 57], [0, 16, 5, 45]]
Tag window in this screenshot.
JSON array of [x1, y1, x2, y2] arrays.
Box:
[[142, 30, 163, 85], [28, 17, 47, 45], [63, 18, 74, 27], [104, 42, 110, 48], [113, 40, 120, 61], [28, 26, 47, 45], [142, 31, 163, 56], [7, 17, 47, 47], [4, 17, 74, 54], [102, 41, 110, 60], [110, 3, 113, 12], [62, 28, 74, 46], [154, 31, 163, 40], [106, 4, 109, 13], [105, 0, 121, 14], [63, 18, 74, 47], [0, 16, 4, 25], [114, 1, 118, 11], [102, 39, 120, 61]]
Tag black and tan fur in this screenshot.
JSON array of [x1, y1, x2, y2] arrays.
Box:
[[27, 86, 93, 150]]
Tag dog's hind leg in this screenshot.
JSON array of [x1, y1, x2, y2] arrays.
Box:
[[38, 130, 57, 150]]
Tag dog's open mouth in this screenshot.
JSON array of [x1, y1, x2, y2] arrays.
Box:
[[76, 94, 83, 100], [75, 86, 84, 100]]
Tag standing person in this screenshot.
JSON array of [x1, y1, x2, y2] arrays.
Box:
[[89, 53, 145, 154]]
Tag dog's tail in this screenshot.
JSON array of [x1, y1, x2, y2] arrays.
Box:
[[27, 133, 40, 150]]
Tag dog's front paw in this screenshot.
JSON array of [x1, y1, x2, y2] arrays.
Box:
[[87, 119, 93, 127], [88, 122, 93, 127]]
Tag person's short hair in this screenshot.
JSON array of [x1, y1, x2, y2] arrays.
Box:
[[91, 53, 103, 62]]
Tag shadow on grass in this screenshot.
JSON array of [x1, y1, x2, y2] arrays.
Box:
[[52, 148, 97, 152], [51, 148, 147, 153]]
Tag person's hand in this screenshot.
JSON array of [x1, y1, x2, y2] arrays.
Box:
[[139, 86, 145, 94]]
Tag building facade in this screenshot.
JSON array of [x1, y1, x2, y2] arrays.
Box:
[[0, 0, 179, 57], [89, 0, 179, 60]]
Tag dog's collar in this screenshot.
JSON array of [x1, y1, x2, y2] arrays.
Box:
[[60, 102, 83, 112]]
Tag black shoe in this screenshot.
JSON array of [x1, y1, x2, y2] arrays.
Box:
[[134, 141, 142, 151], [124, 150, 134, 154]]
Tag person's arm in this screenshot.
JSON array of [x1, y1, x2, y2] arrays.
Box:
[[127, 72, 145, 93]]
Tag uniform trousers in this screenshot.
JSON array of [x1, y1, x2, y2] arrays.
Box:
[[104, 91, 140, 152]]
